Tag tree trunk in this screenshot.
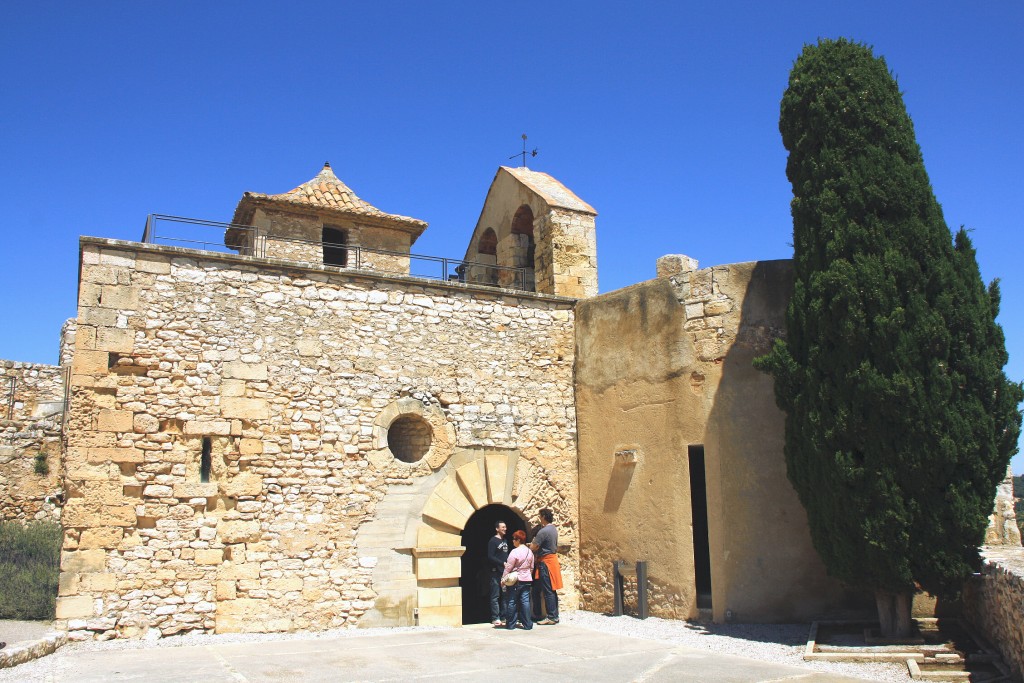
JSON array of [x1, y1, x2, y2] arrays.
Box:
[[874, 589, 913, 639]]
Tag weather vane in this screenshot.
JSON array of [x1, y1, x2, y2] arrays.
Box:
[[509, 134, 538, 167]]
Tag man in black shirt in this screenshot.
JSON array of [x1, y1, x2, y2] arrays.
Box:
[[487, 520, 510, 626]]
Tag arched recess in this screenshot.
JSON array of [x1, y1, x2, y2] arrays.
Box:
[[478, 228, 497, 256], [506, 205, 536, 290], [472, 228, 498, 286], [412, 451, 522, 626]]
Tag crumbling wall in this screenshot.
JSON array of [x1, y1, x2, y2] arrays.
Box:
[[963, 546, 1024, 682], [0, 360, 65, 522], [985, 465, 1021, 546], [59, 238, 578, 639]]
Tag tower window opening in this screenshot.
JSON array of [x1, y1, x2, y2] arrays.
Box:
[[478, 228, 497, 256], [323, 226, 349, 267]]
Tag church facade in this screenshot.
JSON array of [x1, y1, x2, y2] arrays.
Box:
[[9, 163, 985, 639]]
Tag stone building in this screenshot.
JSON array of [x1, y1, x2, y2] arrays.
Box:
[[53, 165, 594, 638], [1, 163, 1018, 645], [0, 359, 67, 522]]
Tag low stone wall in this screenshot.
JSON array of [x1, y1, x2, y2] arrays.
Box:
[[0, 361, 65, 522], [0, 630, 67, 669], [963, 546, 1024, 682]]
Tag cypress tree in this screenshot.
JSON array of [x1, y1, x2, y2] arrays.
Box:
[[755, 38, 1023, 637]]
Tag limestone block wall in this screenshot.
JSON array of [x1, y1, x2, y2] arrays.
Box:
[[0, 360, 65, 521], [534, 208, 597, 298], [575, 257, 866, 623], [59, 238, 578, 639], [60, 319, 78, 367], [251, 208, 411, 275], [963, 546, 1024, 682], [985, 465, 1022, 546]]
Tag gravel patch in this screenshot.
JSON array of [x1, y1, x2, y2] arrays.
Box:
[[0, 612, 912, 682], [561, 611, 912, 682]]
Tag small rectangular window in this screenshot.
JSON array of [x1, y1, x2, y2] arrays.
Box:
[[200, 437, 212, 483], [323, 226, 348, 267]]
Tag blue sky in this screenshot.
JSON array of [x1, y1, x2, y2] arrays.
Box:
[[2, 3, 1022, 473]]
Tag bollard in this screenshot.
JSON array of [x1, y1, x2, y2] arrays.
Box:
[[636, 561, 648, 620], [611, 560, 649, 619], [612, 560, 625, 616]]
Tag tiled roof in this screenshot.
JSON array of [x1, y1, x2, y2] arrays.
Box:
[[230, 163, 427, 234], [504, 166, 597, 215]]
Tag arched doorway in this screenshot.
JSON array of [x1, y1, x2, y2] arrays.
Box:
[[459, 503, 526, 625]]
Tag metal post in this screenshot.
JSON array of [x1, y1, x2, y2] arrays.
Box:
[[636, 561, 649, 619], [612, 561, 624, 616], [61, 365, 71, 433], [5, 376, 16, 421]]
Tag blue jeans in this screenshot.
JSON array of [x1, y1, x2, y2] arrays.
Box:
[[505, 582, 532, 629], [489, 570, 504, 622], [532, 560, 559, 621]]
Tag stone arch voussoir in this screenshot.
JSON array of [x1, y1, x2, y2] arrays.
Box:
[[369, 397, 456, 473]]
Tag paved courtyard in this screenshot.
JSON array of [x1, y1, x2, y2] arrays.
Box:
[[2, 623, 877, 682]]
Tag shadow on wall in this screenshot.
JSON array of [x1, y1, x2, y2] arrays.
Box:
[[603, 460, 636, 513], [703, 260, 872, 622]]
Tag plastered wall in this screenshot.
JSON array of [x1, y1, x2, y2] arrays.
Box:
[[575, 259, 868, 622]]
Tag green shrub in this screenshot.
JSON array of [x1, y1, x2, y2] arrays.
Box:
[[0, 520, 62, 620], [33, 452, 49, 475]]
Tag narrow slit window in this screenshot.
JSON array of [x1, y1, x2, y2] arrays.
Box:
[[200, 437, 212, 483], [688, 444, 712, 610]]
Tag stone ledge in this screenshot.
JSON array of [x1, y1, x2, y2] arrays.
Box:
[[0, 630, 67, 669], [79, 237, 578, 306]]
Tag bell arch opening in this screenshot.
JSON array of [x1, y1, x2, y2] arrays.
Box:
[[459, 503, 527, 625], [509, 205, 536, 290]]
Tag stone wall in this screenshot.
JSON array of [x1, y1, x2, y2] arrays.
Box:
[[963, 546, 1024, 682], [60, 319, 78, 368], [0, 360, 65, 522], [251, 207, 412, 275], [534, 208, 597, 299], [985, 465, 1022, 546], [59, 237, 579, 639]]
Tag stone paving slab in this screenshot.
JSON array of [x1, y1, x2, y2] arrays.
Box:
[[3, 624, 873, 682]]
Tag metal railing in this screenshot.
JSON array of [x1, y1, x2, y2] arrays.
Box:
[[4, 376, 15, 421], [61, 365, 71, 433], [142, 214, 260, 256], [141, 214, 530, 291]]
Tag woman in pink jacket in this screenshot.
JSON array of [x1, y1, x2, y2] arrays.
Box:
[[502, 529, 534, 630]]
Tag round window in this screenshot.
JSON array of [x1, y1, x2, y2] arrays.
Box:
[[387, 414, 433, 463]]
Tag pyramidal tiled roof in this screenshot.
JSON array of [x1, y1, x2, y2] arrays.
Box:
[[230, 162, 427, 233]]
